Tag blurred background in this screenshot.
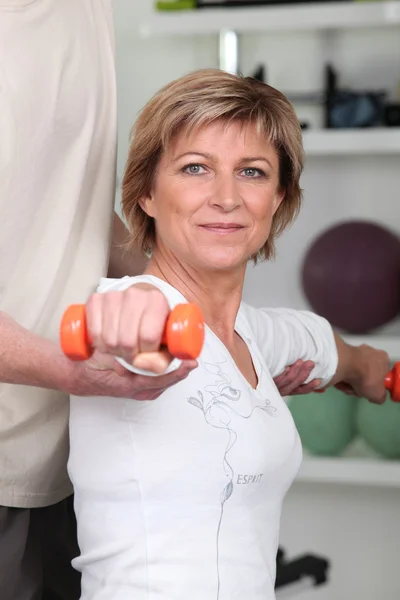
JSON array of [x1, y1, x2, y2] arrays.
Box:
[[113, 1, 400, 597]]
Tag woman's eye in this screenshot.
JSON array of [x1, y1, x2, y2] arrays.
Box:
[[183, 164, 206, 175], [242, 168, 264, 178]]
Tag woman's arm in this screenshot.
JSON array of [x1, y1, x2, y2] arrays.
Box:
[[327, 332, 389, 404], [276, 333, 390, 404], [242, 304, 390, 404]]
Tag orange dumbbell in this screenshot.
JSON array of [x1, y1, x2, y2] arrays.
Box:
[[60, 302, 205, 362], [384, 362, 400, 403]]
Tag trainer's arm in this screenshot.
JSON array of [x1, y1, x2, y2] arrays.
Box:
[[0, 309, 193, 400], [107, 212, 148, 279], [0, 311, 74, 391]]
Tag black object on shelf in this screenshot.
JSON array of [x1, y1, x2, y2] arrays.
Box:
[[250, 62, 387, 129], [275, 546, 330, 590], [249, 64, 309, 129], [323, 64, 386, 129], [384, 103, 400, 127]]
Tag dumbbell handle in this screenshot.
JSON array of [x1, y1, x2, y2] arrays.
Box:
[[384, 362, 400, 402], [60, 302, 205, 362]]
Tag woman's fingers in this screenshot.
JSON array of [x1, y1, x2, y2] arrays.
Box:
[[101, 292, 124, 355], [131, 349, 174, 374], [85, 292, 107, 354], [136, 289, 171, 354], [85, 285, 173, 368]]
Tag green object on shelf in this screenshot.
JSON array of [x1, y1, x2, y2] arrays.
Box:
[[156, 0, 196, 10], [289, 388, 357, 456], [356, 398, 400, 459]]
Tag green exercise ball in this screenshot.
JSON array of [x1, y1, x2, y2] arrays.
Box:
[[288, 388, 357, 456], [356, 398, 400, 458]]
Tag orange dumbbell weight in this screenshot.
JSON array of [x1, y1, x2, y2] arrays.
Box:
[[385, 362, 400, 403], [60, 302, 205, 367]]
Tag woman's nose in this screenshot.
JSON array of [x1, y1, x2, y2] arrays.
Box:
[[210, 175, 241, 212]]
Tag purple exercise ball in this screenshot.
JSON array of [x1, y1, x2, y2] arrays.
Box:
[[301, 220, 400, 334]]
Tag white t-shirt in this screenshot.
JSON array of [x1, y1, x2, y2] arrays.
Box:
[[69, 275, 338, 600], [0, 0, 117, 507]]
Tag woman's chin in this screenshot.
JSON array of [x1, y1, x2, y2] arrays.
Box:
[[190, 249, 250, 272]]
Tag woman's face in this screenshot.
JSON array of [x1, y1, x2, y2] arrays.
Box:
[[141, 120, 285, 272]]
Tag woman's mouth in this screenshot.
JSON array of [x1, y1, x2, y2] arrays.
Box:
[[199, 223, 245, 234]]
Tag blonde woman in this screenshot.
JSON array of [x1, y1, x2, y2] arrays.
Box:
[[68, 69, 389, 600]]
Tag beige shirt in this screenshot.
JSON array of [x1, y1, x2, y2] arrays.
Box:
[[0, 0, 117, 507]]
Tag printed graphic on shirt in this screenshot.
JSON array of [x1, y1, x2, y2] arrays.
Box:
[[187, 355, 277, 599]]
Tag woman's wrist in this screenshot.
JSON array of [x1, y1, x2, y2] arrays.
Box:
[[332, 332, 364, 387]]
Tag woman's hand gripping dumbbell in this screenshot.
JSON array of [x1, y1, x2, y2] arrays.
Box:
[[60, 285, 204, 377], [316, 359, 400, 403]]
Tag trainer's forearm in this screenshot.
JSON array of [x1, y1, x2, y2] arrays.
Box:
[[0, 311, 74, 392]]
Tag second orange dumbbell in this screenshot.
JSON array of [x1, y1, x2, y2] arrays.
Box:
[[385, 362, 400, 403]]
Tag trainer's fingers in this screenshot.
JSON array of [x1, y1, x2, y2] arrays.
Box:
[[126, 362, 196, 399], [275, 361, 314, 396], [287, 379, 323, 396], [273, 365, 300, 391], [274, 361, 314, 388]]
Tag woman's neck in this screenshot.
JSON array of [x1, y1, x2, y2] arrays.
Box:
[[144, 248, 246, 344]]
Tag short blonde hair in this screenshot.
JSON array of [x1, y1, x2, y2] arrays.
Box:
[[122, 68, 304, 261]]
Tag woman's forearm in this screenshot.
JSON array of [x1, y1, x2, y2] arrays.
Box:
[[328, 331, 390, 403], [329, 332, 360, 386]]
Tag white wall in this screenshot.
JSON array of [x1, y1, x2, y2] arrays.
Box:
[[113, 2, 400, 597]]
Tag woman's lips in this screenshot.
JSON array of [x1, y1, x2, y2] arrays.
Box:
[[199, 223, 245, 234]]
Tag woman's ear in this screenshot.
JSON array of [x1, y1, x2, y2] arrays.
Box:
[[273, 188, 285, 215], [139, 193, 156, 218]]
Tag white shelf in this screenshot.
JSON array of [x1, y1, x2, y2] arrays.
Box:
[[296, 439, 400, 488], [139, 2, 400, 37], [303, 128, 400, 156]]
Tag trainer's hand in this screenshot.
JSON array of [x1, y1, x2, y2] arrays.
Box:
[[85, 284, 176, 374], [66, 350, 197, 400], [274, 360, 322, 397]]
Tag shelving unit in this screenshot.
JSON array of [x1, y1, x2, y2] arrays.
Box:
[[303, 128, 400, 156], [296, 439, 400, 487], [139, 1, 400, 37]]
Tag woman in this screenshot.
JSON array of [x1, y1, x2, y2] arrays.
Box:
[[68, 69, 389, 600]]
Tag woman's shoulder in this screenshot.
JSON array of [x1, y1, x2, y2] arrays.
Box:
[[237, 301, 330, 340]]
